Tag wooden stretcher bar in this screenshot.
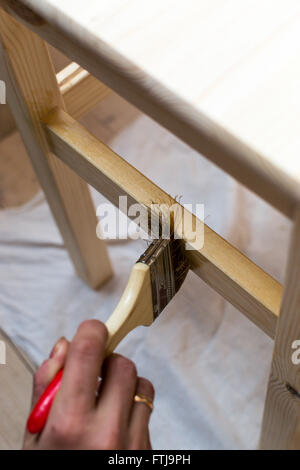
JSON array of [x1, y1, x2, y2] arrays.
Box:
[[57, 62, 111, 119], [44, 107, 282, 339]]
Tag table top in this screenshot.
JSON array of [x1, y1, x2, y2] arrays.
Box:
[[9, 0, 300, 215]]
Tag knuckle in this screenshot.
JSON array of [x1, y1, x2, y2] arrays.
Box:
[[137, 377, 155, 400], [100, 428, 122, 450], [128, 437, 150, 450], [113, 355, 137, 379], [72, 336, 99, 359], [73, 321, 108, 357], [78, 320, 107, 341], [48, 414, 81, 444]]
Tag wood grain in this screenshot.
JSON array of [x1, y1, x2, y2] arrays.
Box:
[[45, 108, 282, 338], [0, 131, 39, 208], [260, 209, 300, 449], [57, 62, 111, 120], [0, 8, 113, 287], [0, 328, 34, 450], [0, 105, 15, 141], [0, 58, 111, 142], [2, 0, 300, 217], [0, 44, 69, 142]]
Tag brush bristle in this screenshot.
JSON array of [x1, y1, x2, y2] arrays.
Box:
[[137, 236, 190, 318], [168, 237, 190, 294]]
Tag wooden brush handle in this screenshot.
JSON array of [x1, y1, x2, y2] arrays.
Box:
[[27, 263, 154, 434], [105, 262, 154, 354]]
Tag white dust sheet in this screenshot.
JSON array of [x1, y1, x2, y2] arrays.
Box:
[[0, 112, 291, 449]]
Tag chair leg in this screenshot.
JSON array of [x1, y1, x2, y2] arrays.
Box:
[[0, 8, 113, 288], [260, 208, 300, 449]]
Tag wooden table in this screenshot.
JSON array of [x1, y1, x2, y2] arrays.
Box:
[[1, 0, 300, 449]]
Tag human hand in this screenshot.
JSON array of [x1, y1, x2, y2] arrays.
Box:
[[24, 320, 154, 449]]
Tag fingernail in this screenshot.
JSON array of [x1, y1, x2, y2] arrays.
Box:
[[49, 337, 65, 358]]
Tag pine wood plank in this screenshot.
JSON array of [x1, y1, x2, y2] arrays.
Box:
[[2, 0, 300, 217], [57, 62, 111, 120], [0, 8, 113, 288], [45, 107, 282, 338], [260, 209, 300, 449]]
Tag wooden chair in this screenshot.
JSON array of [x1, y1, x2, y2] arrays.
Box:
[[1, 0, 300, 449]]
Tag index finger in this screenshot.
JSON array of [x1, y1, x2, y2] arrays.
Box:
[[58, 320, 108, 415]]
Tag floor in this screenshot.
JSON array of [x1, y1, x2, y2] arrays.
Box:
[[0, 328, 34, 449]]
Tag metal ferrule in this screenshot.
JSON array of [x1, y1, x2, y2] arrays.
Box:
[[137, 239, 176, 318]]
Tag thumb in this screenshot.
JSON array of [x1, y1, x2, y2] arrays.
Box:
[[32, 337, 69, 407]]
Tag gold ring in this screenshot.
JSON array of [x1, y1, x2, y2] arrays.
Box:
[[133, 393, 154, 412]]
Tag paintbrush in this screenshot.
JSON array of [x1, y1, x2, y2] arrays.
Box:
[[27, 236, 189, 434]]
